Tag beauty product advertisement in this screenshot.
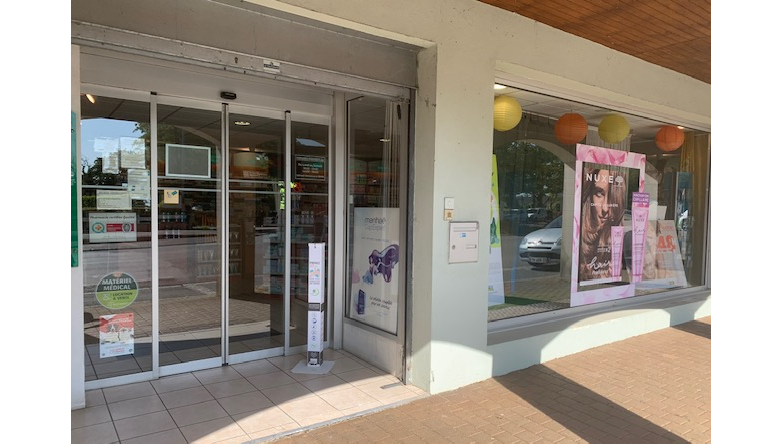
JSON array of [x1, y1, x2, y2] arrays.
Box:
[[610, 226, 624, 279], [488, 154, 506, 306], [653, 220, 688, 287], [349, 207, 400, 334], [630, 192, 650, 283], [635, 220, 688, 290], [571, 144, 645, 307], [577, 165, 628, 286]]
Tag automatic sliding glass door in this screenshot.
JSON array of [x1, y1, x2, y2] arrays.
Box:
[[156, 100, 224, 369], [227, 109, 331, 357], [84, 91, 331, 380], [227, 109, 287, 359]]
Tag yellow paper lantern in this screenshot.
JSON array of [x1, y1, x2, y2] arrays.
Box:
[[494, 96, 522, 131], [554, 113, 588, 145], [598, 114, 630, 143], [655, 125, 685, 152]]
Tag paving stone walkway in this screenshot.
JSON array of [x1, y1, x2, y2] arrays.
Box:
[[264, 317, 711, 444]]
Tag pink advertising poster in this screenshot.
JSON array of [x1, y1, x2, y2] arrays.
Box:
[[577, 165, 628, 286], [571, 145, 645, 307], [632, 219, 688, 290]]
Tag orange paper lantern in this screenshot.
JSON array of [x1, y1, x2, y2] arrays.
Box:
[[655, 125, 685, 152], [554, 113, 588, 145]]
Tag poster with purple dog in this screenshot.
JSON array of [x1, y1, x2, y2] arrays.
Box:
[[350, 207, 400, 334]]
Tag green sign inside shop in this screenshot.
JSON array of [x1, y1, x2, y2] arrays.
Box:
[[96, 272, 139, 310], [71, 111, 78, 267]]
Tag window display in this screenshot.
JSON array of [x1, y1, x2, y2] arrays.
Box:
[[489, 86, 709, 322]]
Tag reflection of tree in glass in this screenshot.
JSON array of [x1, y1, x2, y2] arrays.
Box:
[[494, 141, 564, 214], [81, 156, 122, 187], [82, 120, 149, 186]]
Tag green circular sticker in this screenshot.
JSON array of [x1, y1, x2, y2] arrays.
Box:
[[96, 272, 139, 309]]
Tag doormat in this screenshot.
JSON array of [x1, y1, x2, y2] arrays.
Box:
[[291, 359, 335, 375]]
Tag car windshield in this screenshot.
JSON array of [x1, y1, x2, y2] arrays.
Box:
[[545, 216, 562, 229]]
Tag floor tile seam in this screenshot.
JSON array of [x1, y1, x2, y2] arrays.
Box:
[[112, 409, 184, 442], [243, 393, 430, 443], [159, 384, 221, 413], [103, 393, 174, 423], [243, 379, 303, 393], [202, 376, 260, 394], [150, 375, 207, 395], [71, 404, 120, 431], [166, 397, 232, 427], [176, 413, 252, 442]]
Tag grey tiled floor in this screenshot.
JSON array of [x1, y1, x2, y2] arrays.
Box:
[[72, 349, 427, 444]]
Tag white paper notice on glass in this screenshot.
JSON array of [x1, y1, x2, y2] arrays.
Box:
[[97, 189, 131, 210], [94, 137, 120, 173], [120, 137, 146, 169], [449, 221, 479, 263], [127, 169, 150, 200]]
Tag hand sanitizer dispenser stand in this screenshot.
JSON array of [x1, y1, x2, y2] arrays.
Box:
[[307, 243, 325, 366]]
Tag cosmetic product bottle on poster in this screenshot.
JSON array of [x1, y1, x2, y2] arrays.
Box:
[[630, 195, 650, 283], [611, 226, 624, 280]]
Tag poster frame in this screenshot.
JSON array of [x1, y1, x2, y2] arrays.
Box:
[[570, 144, 646, 307]]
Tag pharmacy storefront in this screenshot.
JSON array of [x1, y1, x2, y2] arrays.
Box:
[[71, 2, 416, 401], [72, 0, 710, 407]]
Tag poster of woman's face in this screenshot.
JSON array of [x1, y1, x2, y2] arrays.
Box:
[[578, 166, 627, 283], [571, 144, 646, 307]]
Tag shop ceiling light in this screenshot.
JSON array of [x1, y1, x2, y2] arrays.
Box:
[[493, 83, 508, 90], [296, 138, 325, 147], [234, 121, 250, 126], [85, 94, 96, 104]]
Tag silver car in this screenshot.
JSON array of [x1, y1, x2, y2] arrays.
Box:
[[519, 216, 562, 267]]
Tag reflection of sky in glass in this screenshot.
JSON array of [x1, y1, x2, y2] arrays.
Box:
[[81, 118, 142, 166]]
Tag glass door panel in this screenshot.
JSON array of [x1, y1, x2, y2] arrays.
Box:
[[289, 120, 330, 348], [80, 92, 153, 381], [228, 112, 286, 355], [346, 96, 405, 336], [157, 102, 223, 366]]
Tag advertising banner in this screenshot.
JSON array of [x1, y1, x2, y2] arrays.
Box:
[[634, 219, 688, 290], [349, 207, 400, 334], [99, 313, 135, 358], [488, 154, 505, 306], [630, 192, 650, 283], [96, 272, 139, 310], [577, 165, 628, 286], [89, 212, 137, 243], [72, 111, 78, 267], [571, 144, 645, 307]]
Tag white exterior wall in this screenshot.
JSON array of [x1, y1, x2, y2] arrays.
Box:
[[248, 0, 711, 394]]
